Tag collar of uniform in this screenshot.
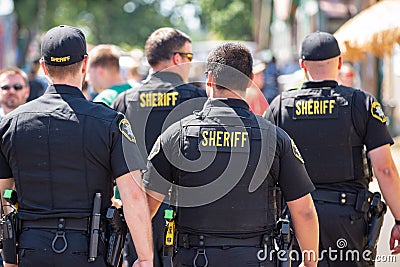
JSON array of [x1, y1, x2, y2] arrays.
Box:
[[149, 71, 184, 87], [45, 84, 86, 98], [301, 80, 338, 89], [206, 98, 250, 110]]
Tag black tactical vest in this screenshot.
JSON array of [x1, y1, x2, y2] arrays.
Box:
[[125, 84, 206, 159], [277, 84, 370, 184], [174, 101, 277, 236]]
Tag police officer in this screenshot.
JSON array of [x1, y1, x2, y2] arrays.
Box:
[[0, 25, 153, 267], [113, 27, 207, 267], [266, 31, 400, 266], [144, 42, 319, 267]]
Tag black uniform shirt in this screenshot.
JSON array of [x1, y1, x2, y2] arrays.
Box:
[[268, 80, 394, 191], [0, 85, 146, 219], [144, 98, 315, 202], [113, 71, 207, 160]]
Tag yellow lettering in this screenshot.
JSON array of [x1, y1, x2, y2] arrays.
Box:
[[241, 132, 248, 147], [314, 100, 320, 115], [301, 101, 307, 115], [329, 100, 335, 114], [171, 92, 178, 106], [208, 131, 216, 146], [295, 101, 301, 116], [233, 132, 240, 147], [140, 93, 146, 108], [50, 56, 70, 62], [323, 100, 328, 114], [201, 131, 208, 146], [223, 131, 230, 146], [308, 100, 313, 115], [216, 131, 222, 146], [157, 92, 164, 106]]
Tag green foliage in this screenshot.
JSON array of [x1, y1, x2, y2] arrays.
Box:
[[12, 0, 254, 66], [199, 0, 253, 40]]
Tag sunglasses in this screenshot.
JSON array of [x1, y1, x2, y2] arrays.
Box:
[[1, 83, 25, 91], [173, 52, 193, 62]]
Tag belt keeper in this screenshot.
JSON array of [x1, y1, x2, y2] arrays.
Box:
[[183, 234, 190, 249]]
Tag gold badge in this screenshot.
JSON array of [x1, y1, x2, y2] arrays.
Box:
[[371, 102, 387, 123], [291, 139, 304, 164], [119, 118, 136, 143]]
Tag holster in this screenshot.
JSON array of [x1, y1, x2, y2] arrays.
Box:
[[0, 212, 18, 264], [105, 206, 127, 267], [276, 216, 292, 267], [366, 192, 386, 252]]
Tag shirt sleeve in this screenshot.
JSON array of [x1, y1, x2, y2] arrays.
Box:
[[264, 95, 280, 125], [276, 128, 315, 201], [353, 91, 393, 151], [110, 113, 147, 179], [111, 93, 127, 113], [0, 118, 13, 178], [143, 125, 179, 195]]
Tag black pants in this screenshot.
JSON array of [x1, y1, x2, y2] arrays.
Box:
[[173, 247, 276, 267], [18, 228, 107, 267], [293, 201, 373, 267], [123, 202, 172, 267]]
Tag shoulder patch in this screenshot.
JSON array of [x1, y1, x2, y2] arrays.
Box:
[[148, 136, 161, 160], [291, 139, 304, 164], [119, 118, 136, 143], [371, 101, 387, 123]]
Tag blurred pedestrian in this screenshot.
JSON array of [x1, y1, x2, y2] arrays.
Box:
[[338, 62, 360, 88], [0, 67, 30, 117], [27, 58, 47, 102], [245, 60, 269, 115], [88, 44, 132, 106]]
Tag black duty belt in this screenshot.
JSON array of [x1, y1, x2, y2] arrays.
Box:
[[177, 233, 270, 248], [311, 190, 359, 206], [22, 217, 89, 231]]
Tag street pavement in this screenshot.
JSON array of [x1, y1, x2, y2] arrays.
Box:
[[371, 137, 400, 266]]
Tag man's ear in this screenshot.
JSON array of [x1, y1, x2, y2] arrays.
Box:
[[299, 59, 306, 70], [82, 56, 88, 73], [172, 53, 180, 65], [247, 73, 254, 88], [40, 59, 49, 76], [206, 72, 214, 87], [338, 56, 343, 70]]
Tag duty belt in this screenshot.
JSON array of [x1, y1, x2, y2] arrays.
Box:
[[311, 190, 373, 208], [22, 217, 90, 231], [177, 233, 271, 248]]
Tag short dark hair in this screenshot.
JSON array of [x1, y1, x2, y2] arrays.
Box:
[[206, 42, 253, 91], [145, 27, 191, 66], [88, 44, 121, 71], [44, 61, 83, 79]]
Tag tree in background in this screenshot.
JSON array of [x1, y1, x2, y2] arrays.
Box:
[[13, 0, 254, 68], [199, 0, 252, 40]]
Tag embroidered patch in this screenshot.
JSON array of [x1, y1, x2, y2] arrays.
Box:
[[119, 118, 136, 143], [291, 139, 304, 164], [371, 102, 387, 123], [148, 136, 161, 160]]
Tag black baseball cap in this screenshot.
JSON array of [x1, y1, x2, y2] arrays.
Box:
[[300, 31, 341, 61], [41, 25, 87, 66]]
